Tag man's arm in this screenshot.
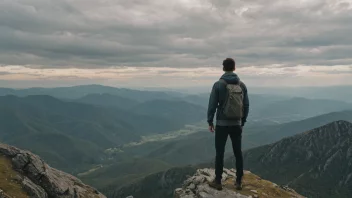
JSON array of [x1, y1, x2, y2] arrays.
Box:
[[207, 82, 219, 126], [241, 82, 249, 126]]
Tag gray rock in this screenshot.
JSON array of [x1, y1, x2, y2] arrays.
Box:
[[22, 176, 48, 198], [174, 168, 250, 198], [174, 168, 305, 198], [0, 189, 10, 198], [0, 143, 107, 198], [188, 183, 196, 190], [250, 190, 258, 194], [0, 189, 4, 198]]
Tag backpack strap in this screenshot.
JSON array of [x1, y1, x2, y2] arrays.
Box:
[[218, 79, 228, 92]]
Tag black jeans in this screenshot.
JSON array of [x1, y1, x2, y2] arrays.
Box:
[[215, 125, 243, 182]]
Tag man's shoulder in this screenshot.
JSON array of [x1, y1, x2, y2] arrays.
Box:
[[213, 79, 228, 88], [213, 79, 224, 85], [239, 81, 247, 90]]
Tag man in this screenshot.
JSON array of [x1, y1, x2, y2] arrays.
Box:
[[207, 58, 249, 191]]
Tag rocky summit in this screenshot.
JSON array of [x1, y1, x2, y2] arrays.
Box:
[[0, 143, 106, 198], [174, 168, 304, 198]]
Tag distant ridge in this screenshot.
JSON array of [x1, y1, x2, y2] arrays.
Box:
[[235, 120, 352, 198], [75, 93, 139, 109], [245, 110, 352, 146], [0, 84, 174, 101]]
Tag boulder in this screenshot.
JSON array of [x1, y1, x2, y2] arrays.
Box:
[[0, 143, 106, 198]]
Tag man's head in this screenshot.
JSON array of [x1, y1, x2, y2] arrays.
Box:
[[222, 58, 235, 72]]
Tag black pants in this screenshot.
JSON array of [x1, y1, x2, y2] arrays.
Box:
[[215, 125, 243, 182]]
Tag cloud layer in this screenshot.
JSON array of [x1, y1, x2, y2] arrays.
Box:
[[1, 65, 351, 88], [1, 0, 352, 68]]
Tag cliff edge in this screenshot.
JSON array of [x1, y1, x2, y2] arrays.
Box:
[[0, 143, 106, 198]]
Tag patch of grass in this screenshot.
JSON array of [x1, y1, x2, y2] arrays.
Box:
[[0, 155, 29, 198], [224, 171, 303, 198]]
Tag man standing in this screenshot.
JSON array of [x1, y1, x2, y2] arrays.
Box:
[[207, 58, 249, 190]]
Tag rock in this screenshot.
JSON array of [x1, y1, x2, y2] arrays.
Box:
[[189, 183, 196, 190], [0, 189, 10, 198], [174, 168, 305, 198], [0, 189, 4, 198], [250, 190, 258, 193], [22, 176, 48, 198], [0, 142, 107, 198]]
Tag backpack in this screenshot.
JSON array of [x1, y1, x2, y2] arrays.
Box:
[[220, 79, 244, 119]]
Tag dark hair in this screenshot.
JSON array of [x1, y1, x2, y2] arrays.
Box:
[[222, 58, 235, 71]]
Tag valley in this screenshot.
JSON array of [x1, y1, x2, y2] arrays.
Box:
[[119, 122, 206, 148], [0, 85, 351, 198]]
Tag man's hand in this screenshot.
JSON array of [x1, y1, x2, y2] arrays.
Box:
[[209, 125, 215, 133]]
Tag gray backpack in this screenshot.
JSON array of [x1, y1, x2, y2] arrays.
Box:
[[220, 79, 244, 119]]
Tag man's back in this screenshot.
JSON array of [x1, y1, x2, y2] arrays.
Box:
[[207, 71, 249, 127], [207, 58, 249, 191]]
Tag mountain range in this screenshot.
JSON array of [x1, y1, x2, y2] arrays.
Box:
[[250, 97, 352, 123], [80, 111, 352, 198], [2, 85, 351, 123], [229, 120, 352, 198], [74, 93, 140, 109], [0, 85, 179, 101], [108, 120, 352, 198], [0, 94, 205, 173], [109, 110, 352, 168], [1, 85, 351, 198]]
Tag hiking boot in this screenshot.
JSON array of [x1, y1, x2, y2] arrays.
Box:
[[235, 181, 243, 190], [235, 178, 243, 190], [208, 179, 223, 190]]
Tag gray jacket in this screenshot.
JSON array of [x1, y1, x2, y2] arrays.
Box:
[[207, 72, 249, 126]]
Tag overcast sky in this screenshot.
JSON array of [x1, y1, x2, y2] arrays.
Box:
[[0, 0, 351, 88]]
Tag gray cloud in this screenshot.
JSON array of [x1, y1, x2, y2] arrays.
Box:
[[0, 0, 351, 68], [0, 71, 11, 75]]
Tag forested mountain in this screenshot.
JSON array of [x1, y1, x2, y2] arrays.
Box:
[[109, 120, 352, 198], [101, 166, 198, 198], [0, 95, 205, 173], [75, 93, 139, 109], [1, 85, 351, 198], [77, 110, 352, 197], [236, 120, 352, 198], [131, 100, 205, 126], [245, 110, 352, 146]]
